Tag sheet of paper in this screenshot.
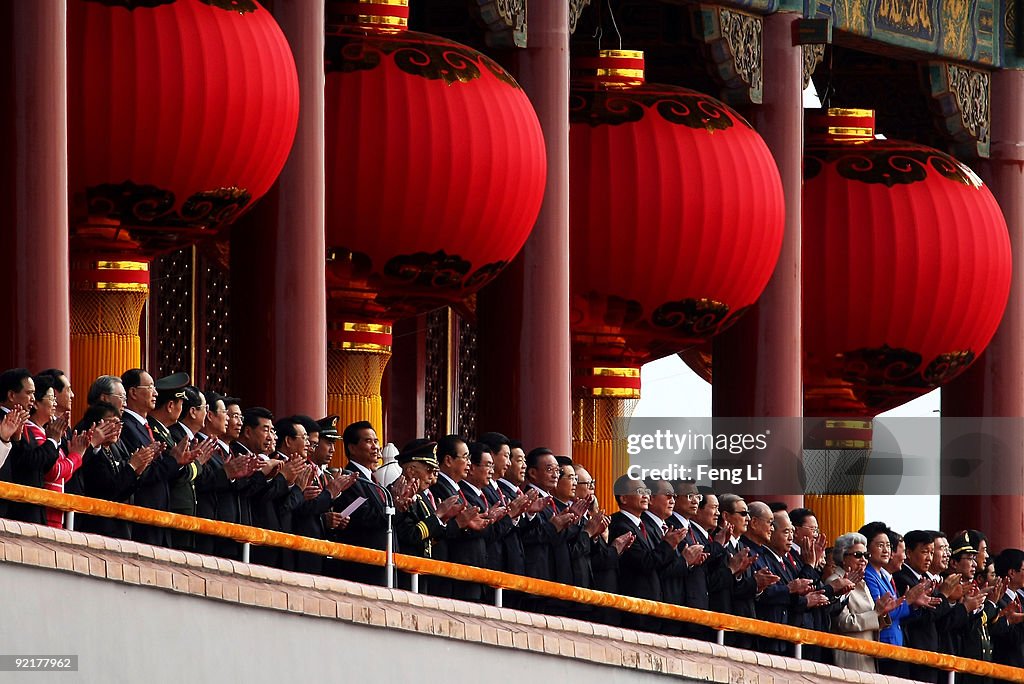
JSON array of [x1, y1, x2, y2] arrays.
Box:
[[338, 496, 367, 518]]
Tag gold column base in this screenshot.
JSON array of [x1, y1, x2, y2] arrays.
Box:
[[572, 393, 638, 514], [69, 260, 149, 427], [326, 346, 391, 469], [804, 494, 865, 543]]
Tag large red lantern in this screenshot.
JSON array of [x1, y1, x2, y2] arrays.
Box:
[[68, 0, 299, 250], [682, 109, 1012, 537], [569, 50, 785, 507], [66, 0, 300, 421], [803, 109, 1010, 417], [322, 0, 546, 441], [803, 108, 1011, 536]]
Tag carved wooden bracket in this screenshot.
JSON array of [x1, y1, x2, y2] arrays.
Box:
[[569, 0, 592, 35], [802, 43, 825, 90], [691, 5, 762, 106], [476, 0, 527, 48], [926, 61, 991, 159]]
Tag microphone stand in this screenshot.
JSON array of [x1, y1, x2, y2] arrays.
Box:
[[363, 477, 396, 589]]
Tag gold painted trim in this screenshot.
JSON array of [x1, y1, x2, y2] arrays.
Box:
[[357, 0, 408, 5], [356, 15, 407, 27], [825, 108, 874, 117], [340, 322, 393, 335], [823, 439, 872, 449], [598, 49, 644, 59], [91, 282, 150, 292], [824, 419, 873, 430], [585, 367, 641, 378], [332, 341, 392, 353], [597, 68, 644, 79], [827, 126, 874, 137], [95, 261, 149, 271], [587, 387, 642, 398]]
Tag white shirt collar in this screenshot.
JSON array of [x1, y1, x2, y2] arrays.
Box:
[[644, 511, 665, 528], [462, 480, 483, 497], [620, 509, 643, 528], [527, 482, 549, 497], [175, 422, 195, 441], [349, 460, 373, 480], [123, 408, 148, 427], [671, 511, 690, 528]]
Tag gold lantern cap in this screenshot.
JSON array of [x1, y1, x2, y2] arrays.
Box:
[[571, 49, 645, 88]]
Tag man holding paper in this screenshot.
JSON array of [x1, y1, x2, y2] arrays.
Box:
[[329, 420, 390, 586]]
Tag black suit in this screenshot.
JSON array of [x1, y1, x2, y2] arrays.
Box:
[[292, 466, 336, 575], [420, 477, 485, 601], [641, 513, 690, 635], [895, 567, 960, 683], [3, 424, 59, 525], [329, 462, 389, 586], [991, 593, 1024, 668], [118, 413, 177, 547], [667, 516, 717, 640], [193, 442, 267, 560], [71, 443, 138, 539], [706, 536, 757, 649], [608, 511, 674, 632]]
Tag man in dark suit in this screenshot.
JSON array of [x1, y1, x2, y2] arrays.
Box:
[[608, 474, 684, 632], [192, 392, 260, 559], [330, 420, 391, 586], [895, 529, 963, 683], [642, 479, 700, 635], [991, 549, 1024, 668], [670, 480, 722, 640], [751, 506, 825, 654], [167, 385, 211, 549], [429, 435, 489, 601], [292, 416, 356, 574], [117, 368, 196, 547], [711, 493, 762, 649], [516, 447, 579, 612]]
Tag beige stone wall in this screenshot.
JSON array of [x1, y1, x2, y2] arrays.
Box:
[[0, 519, 904, 684]]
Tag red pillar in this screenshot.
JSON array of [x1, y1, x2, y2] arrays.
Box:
[[230, 0, 326, 417], [476, 0, 571, 453], [940, 69, 1024, 551], [712, 12, 803, 511], [0, 1, 70, 372]]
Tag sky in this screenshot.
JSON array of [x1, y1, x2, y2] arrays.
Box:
[[633, 351, 942, 535]]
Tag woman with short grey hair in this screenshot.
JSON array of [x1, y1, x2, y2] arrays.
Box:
[[826, 532, 901, 673]]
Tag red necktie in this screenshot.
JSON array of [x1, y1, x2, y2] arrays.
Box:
[[146, 423, 155, 442], [890, 576, 898, 596], [424, 489, 436, 509], [548, 497, 558, 514], [494, 485, 507, 507], [686, 526, 697, 545], [638, 522, 649, 540]]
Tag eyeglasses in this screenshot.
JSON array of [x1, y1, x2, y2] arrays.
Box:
[[802, 526, 821, 536], [559, 473, 577, 480], [844, 551, 868, 559], [578, 480, 597, 489], [731, 510, 751, 517], [685, 493, 703, 502], [633, 488, 653, 496]]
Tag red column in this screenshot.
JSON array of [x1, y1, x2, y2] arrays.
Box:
[[940, 69, 1024, 551], [712, 12, 803, 511], [476, 0, 571, 453], [230, 0, 326, 417], [0, 1, 70, 372]]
